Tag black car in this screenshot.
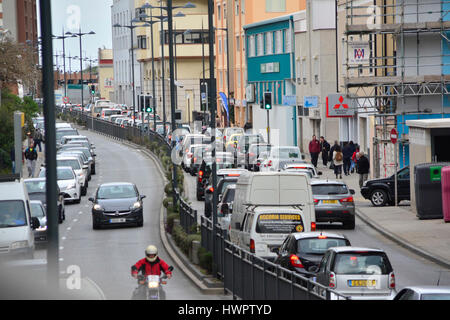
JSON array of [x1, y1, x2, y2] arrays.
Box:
[[274, 232, 351, 278], [196, 154, 235, 201], [89, 182, 146, 229], [24, 178, 66, 224], [360, 166, 410, 207], [204, 177, 239, 218]]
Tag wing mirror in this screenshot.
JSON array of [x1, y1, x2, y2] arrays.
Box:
[[318, 171, 323, 176], [350, 189, 356, 195], [308, 266, 319, 273], [88, 197, 95, 202], [31, 217, 40, 230]]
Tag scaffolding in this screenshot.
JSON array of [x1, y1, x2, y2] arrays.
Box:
[[344, 0, 450, 177]]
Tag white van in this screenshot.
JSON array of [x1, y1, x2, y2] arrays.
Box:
[[238, 206, 310, 260], [0, 175, 40, 260], [230, 171, 316, 249]]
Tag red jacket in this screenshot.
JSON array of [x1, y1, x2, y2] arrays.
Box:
[[131, 257, 172, 277], [309, 140, 321, 154]]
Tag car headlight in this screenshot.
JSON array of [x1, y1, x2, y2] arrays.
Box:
[[131, 202, 141, 210], [11, 241, 29, 250], [93, 204, 103, 211], [37, 225, 47, 232], [363, 181, 368, 187]]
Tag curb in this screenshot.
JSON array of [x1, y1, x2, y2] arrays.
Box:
[[355, 207, 450, 270]]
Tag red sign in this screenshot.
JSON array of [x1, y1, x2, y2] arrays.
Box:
[[390, 128, 398, 144], [63, 96, 69, 104]]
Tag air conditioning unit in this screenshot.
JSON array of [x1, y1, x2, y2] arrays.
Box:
[[310, 110, 321, 118]]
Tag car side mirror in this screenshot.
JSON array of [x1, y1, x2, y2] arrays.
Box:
[[82, 165, 89, 169], [140, 195, 146, 200], [308, 266, 319, 273], [88, 197, 95, 202], [222, 203, 229, 215], [31, 217, 40, 230], [350, 189, 356, 195], [318, 171, 323, 175]]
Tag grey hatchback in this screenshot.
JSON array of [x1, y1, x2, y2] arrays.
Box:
[[311, 180, 356, 229]]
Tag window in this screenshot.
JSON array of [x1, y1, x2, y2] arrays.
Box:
[[235, 0, 239, 15], [265, 32, 273, 55], [236, 35, 240, 51], [275, 30, 283, 54], [266, 0, 286, 12], [284, 29, 292, 53], [248, 35, 255, 57], [237, 70, 241, 87], [242, 0, 246, 14], [217, 4, 221, 20], [137, 36, 147, 49], [219, 38, 222, 54], [313, 57, 319, 84], [257, 33, 264, 56]]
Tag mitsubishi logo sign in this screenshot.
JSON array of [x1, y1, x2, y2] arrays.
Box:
[[326, 94, 356, 118]]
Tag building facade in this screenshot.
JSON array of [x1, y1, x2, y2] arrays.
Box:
[[215, 0, 306, 128], [1, 0, 37, 43], [111, 0, 141, 109], [98, 48, 114, 100]]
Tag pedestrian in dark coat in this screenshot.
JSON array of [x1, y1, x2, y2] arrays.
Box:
[[308, 135, 321, 168], [319, 136, 330, 167]]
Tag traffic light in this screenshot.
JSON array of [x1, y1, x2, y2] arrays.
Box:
[[264, 92, 272, 110], [90, 85, 95, 95], [139, 95, 145, 112], [144, 96, 153, 113]]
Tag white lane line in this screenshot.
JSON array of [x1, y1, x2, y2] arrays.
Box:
[[60, 246, 64, 250], [62, 236, 67, 241], [59, 258, 64, 262], [73, 219, 78, 222], [66, 227, 71, 231]]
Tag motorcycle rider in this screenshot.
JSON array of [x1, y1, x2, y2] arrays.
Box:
[[131, 245, 172, 300]]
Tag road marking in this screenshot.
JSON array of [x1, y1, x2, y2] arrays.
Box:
[[59, 258, 64, 262], [60, 246, 64, 250], [66, 227, 71, 231], [62, 236, 66, 241], [73, 219, 78, 222]]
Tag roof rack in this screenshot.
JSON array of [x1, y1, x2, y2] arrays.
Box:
[[0, 174, 21, 183]]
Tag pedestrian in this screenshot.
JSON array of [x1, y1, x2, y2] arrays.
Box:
[[342, 142, 353, 176], [333, 145, 344, 179], [351, 145, 360, 174], [10, 146, 15, 174], [357, 151, 370, 188], [319, 136, 330, 167], [328, 141, 339, 170], [33, 128, 43, 152], [24, 142, 38, 178], [309, 135, 321, 168]]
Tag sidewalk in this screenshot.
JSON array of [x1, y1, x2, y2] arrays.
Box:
[[315, 161, 450, 269]]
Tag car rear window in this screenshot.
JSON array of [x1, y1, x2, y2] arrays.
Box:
[[57, 159, 80, 170], [297, 238, 349, 255], [256, 214, 304, 234], [333, 252, 393, 275], [312, 184, 349, 195], [223, 188, 236, 203], [30, 202, 45, 218]]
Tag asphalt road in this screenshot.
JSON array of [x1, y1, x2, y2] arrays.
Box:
[[36, 128, 228, 300]]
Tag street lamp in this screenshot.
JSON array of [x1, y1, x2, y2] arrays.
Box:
[[113, 21, 139, 124], [53, 29, 72, 97], [65, 29, 95, 112], [136, 7, 168, 132]]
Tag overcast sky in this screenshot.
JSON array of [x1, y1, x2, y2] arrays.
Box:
[[38, 0, 113, 71]]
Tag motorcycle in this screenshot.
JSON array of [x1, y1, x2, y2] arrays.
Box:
[[133, 266, 174, 300]]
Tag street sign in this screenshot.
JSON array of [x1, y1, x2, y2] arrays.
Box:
[[282, 95, 296, 106], [303, 96, 318, 108], [390, 128, 398, 144], [63, 96, 69, 104], [326, 94, 356, 117]]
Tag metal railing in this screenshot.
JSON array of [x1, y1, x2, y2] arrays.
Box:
[[175, 190, 198, 234]]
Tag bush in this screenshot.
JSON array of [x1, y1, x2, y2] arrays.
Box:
[[198, 247, 212, 273], [166, 211, 179, 234], [171, 225, 201, 256]]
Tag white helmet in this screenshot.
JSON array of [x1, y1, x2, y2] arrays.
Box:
[[145, 245, 158, 262]]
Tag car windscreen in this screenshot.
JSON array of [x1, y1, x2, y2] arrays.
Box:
[[104, 110, 121, 116], [56, 130, 78, 141], [273, 148, 300, 159], [25, 180, 46, 193], [297, 238, 349, 255], [333, 252, 393, 275], [94, 106, 107, 113], [312, 184, 349, 195], [97, 185, 137, 199], [255, 213, 304, 234], [0, 200, 27, 228], [30, 202, 45, 218], [57, 159, 81, 170], [223, 188, 236, 203], [66, 148, 91, 158], [220, 180, 237, 195], [57, 168, 75, 180]]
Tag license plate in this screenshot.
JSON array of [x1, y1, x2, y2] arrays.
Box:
[[348, 280, 377, 287], [322, 200, 338, 204], [110, 218, 126, 223]]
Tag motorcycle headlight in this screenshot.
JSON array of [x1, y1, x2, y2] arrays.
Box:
[[131, 202, 141, 210], [148, 281, 159, 289], [93, 204, 103, 211]]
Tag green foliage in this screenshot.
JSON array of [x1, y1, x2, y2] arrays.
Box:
[[171, 224, 201, 256], [198, 247, 212, 273]]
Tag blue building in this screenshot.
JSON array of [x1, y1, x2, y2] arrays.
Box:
[[244, 14, 297, 146]]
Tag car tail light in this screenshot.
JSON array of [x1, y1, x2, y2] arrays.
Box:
[[199, 170, 204, 177], [339, 196, 354, 203], [313, 199, 319, 205], [289, 255, 304, 268], [389, 272, 395, 289], [311, 222, 316, 231], [209, 187, 214, 193], [250, 239, 255, 253], [318, 234, 327, 239], [329, 272, 336, 288], [268, 160, 272, 167]]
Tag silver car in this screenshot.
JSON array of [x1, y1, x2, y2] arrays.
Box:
[[394, 286, 450, 300], [311, 179, 356, 229], [312, 247, 396, 300]]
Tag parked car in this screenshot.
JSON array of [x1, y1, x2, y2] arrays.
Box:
[[60, 146, 96, 175], [24, 178, 65, 223], [393, 286, 450, 300], [360, 166, 410, 207], [260, 146, 305, 171], [217, 184, 236, 235], [89, 182, 146, 229], [29, 200, 48, 244], [56, 156, 89, 196], [274, 232, 351, 278], [310, 247, 396, 300], [311, 180, 356, 229], [58, 150, 92, 181], [55, 128, 80, 149]]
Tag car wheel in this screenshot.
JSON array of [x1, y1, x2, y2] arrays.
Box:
[[92, 220, 100, 230], [370, 189, 388, 207], [81, 185, 87, 196], [92, 166, 96, 175], [74, 197, 81, 204], [137, 218, 144, 227], [343, 218, 355, 230]]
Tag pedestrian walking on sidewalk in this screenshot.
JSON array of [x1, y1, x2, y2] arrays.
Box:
[[333, 145, 344, 179], [24, 143, 38, 178], [309, 135, 321, 168], [33, 128, 43, 152], [351, 145, 360, 174], [357, 151, 370, 188], [342, 142, 353, 176], [320, 136, 330, 167], [328, 141, 339, 170]]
